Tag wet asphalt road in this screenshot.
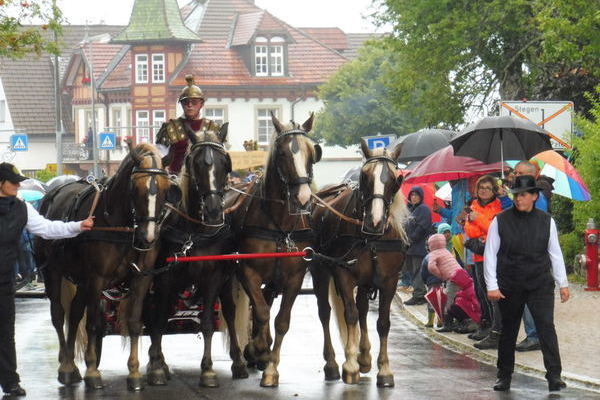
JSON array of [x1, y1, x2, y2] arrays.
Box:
[[12, 295, 599, 400]]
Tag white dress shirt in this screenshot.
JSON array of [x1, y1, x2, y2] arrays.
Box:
[[483, 216, 569, 291], [25, 202, 82, 239]]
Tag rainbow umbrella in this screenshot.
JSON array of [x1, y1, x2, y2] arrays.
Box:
[[534, 150, 591, 201]]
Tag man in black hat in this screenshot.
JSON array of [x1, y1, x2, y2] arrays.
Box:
[[483, 174, 569, 392], [0, 162, 94, 397]]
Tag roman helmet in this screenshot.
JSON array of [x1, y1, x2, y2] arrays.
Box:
[[179, 74, 204, 103]]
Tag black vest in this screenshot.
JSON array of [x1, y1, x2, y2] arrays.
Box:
[[496, 207, 553, 291], [0, 198, 27, 286]]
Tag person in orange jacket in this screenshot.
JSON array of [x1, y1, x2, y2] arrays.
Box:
[[460, 175, 502, 349]]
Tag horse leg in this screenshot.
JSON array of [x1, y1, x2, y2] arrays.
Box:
[[219, 278, 248, 379], [337, 279, 360, 384], [125, 274, 153, 391], [356, 287, 372, 373], [82, 281, 104, 390], [146, 274, 172, 386], [198, 281, 219, 388], [240, 269, 271, 372], [375, 286, 395, 388], [311, 265, 340, 381], [260, 273, 304, 388]]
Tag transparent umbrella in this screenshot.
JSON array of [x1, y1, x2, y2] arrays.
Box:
[[46, 175, 81, 191]]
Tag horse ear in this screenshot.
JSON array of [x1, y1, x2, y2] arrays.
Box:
[[360, 138, 371, 159], [218, 122, 229, 143], [390, 143, 402, 162], [314, 144, 322, 163], [302, 112, 315, 133], [225, 154, 232, 173], [166, 183, 182, 205], [128, 142, 142, 164], [271, 111, 285, 135]]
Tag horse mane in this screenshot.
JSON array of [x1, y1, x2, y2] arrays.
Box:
[[263, 120, 317, 186], [366, 147, 410, 244]]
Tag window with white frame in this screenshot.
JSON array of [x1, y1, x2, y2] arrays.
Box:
[[152, 110, 166, 140], [270, 36, 285, 76], [256, 107, 279, 145], [84, 109, 99, 132], [152, 54, 165, 83], [255, 45, 268, 76], [136, 110, 150, 143], [0, 100, 5, 122], [203, 107, 226, 127], [135, 54, 148, 83], [254, 36, 286, 77]]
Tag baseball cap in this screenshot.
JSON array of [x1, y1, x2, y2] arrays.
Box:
[[0, 163, 28, 183]]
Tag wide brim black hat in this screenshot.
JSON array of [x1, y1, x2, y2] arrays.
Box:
[[510, 174, 544, 194], [0, 162, 28, 183]]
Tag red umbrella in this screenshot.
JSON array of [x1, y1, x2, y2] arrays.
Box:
[[425, 286, 447, 322], [401, 180, 442, 223], [404, 146, 504, 184]]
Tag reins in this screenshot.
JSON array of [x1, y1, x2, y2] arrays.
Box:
[[310, 192, 361, 226]]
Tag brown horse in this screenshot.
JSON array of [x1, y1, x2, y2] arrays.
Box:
[[226, 112, 321, 387], [144, 124, 249, 388], [36, 143, 176, 391], [310, 139, 409, 387]]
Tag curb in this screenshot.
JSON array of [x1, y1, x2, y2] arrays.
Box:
[[393, 293, 600, 394]]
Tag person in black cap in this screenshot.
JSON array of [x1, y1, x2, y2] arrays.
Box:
[[0, 162, 94, 397], [483, 174, 569, 392]]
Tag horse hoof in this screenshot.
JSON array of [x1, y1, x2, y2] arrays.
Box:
[[231, 364, 249, 379], [199, 374, 219, 388], [377, 375, 395, 388], [359, 364, 371, 373], [127, 377, 144, 392], [260, 373, 279, 387], [84, 376, 104, 390], [147, 370, 168, 386], [58, 370, 82, 386], [342, 370, 360, 385], [324, 365, 341, 381]]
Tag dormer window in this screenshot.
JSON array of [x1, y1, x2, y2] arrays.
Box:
[[254, 36, 286, 77]]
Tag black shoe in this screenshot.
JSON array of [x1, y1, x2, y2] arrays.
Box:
[[493, 377, 511, 391], [515, 337, 541, 352], [454, 319, 477, 334], [3, 383, 26, 396], [468, 327, 490, 341], [474, 331, 500, 350], [548, 378, 566, 392], [404, 297, 426, 306]]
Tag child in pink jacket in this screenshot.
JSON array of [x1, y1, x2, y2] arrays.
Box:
[[428, 234, 481, 332]]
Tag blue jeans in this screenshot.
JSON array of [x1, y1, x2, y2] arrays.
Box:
[[523, 305, 539, 341]]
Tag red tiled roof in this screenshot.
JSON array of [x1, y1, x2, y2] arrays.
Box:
[[230, 11, 263, 46], [299, 27, 348, 51], [100, 51, 132, 89], [81, 43, 125, 81]]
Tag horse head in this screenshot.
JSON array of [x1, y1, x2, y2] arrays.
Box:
[[182, 123, 231, 227], [128, 143, 177, 250], [265, 112, 322, 214], [358, 138, 403, 235]]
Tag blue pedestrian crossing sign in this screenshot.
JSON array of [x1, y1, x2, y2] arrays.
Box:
[[99, 132, 116, 150], [10, 134, 28, 152], [362, 134, 397, 150]]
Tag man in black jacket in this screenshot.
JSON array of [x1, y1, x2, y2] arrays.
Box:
[[483, 175, 569, 392], [403, 186, 432, 305], [0, 163, 93, 397]]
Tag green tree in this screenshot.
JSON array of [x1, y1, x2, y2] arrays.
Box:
[[1, 0, 63, 59], [374, 0, 600, 124], [315, 41, 458, 146]]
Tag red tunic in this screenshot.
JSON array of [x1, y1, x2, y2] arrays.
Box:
[[168, 119, 204, 174]]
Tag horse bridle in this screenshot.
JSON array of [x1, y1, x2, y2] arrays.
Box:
[[359, 156, 400, 236], [186, 141, 231, 227], [130, 165, 170, 250]]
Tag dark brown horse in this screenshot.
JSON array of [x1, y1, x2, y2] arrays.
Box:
[[226, 112, 321, 387], [310, 139, 409, 387], [36, 144, 176, 391], [144, 124, 249, 388]]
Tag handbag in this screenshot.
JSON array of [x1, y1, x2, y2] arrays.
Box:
[[464, 238, 485, 255]]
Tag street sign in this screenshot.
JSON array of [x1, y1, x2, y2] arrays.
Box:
[[362, 134, 397, 150], [99, 132, 116, 150], [499, 101, 573, 149], [10, 134, 28, 152]]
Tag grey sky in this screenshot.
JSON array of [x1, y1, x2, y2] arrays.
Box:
[[57, 0, 387, 33]]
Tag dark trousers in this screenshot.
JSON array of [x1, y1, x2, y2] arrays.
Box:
[[405, 255, 426, 298], [0, 288, 20, 390], [497, 283, 562, 380]]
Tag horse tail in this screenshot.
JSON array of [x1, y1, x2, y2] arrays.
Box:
[[61, 278, 88, 361], [329, 279, 348, 348], [231, 276, 250, 351]]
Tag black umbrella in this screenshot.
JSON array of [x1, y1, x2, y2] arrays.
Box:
[[391, 128, 456, 162], [450, 116, 552, 168]]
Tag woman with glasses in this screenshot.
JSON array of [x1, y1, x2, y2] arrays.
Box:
[[155, 75, 221, 175], [460, 175, 503, 350]]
